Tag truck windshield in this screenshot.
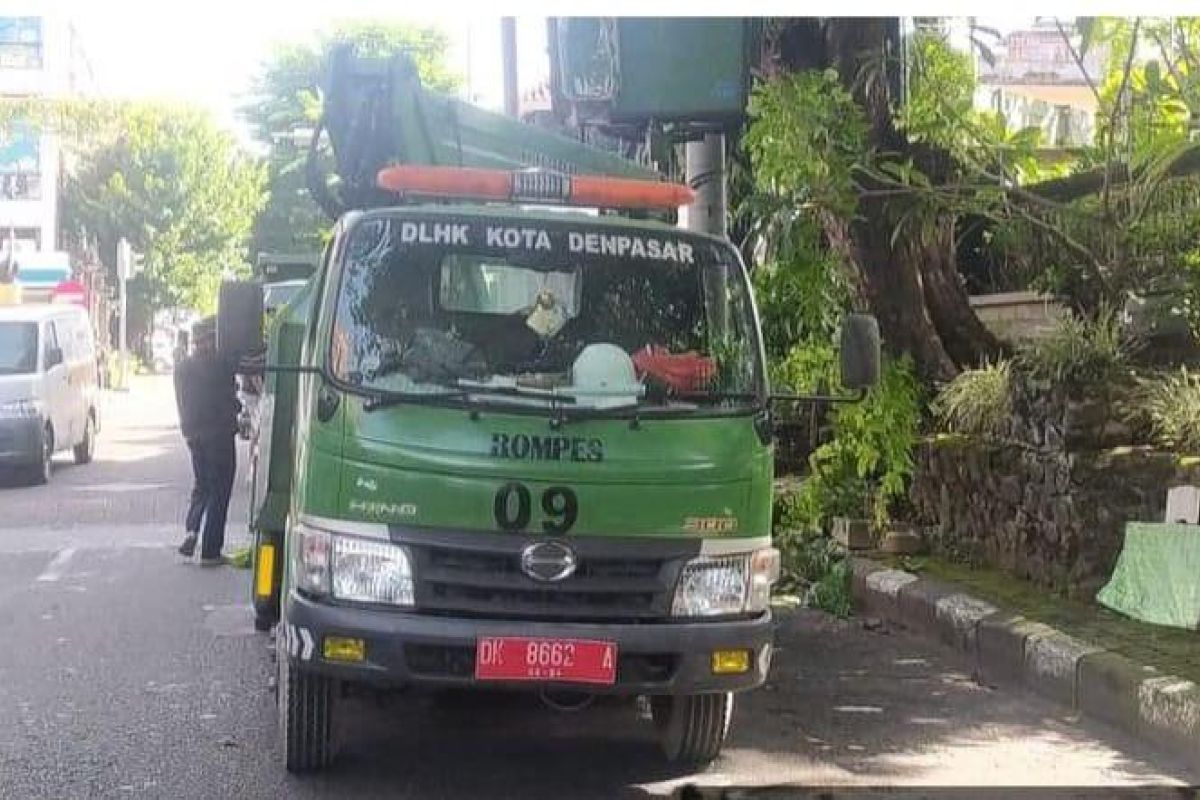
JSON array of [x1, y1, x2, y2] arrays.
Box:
[[330, 214, 763, 414], [0, 321, 38, 375]]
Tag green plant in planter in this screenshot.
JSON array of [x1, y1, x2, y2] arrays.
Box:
[[932, 360, 1012, 438], [1129, 367, 1200, 452], [1015, 305, 1137, 386]]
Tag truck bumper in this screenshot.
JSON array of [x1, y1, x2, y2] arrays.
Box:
[[282, 591, 773, 695]]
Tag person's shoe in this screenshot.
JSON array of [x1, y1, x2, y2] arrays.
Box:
[[199, 554, 226, 567], [178, 534, 197, 558]]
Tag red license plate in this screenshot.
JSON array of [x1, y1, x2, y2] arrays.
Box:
[[475, 637, 618, 685]]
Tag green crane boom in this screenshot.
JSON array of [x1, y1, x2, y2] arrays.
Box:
[[309, 45, 662, 219]]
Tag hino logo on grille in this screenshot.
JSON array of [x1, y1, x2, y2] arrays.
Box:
[[520, 541, 578, 583]]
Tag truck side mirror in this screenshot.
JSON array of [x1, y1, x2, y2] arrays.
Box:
[[218, 280, 264, 363], [840, 313, 881, 391], [46, 346, 64, 369]]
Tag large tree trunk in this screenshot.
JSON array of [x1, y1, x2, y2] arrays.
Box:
[[769, 17, 1004, 383]]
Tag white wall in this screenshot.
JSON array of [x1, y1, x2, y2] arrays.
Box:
[[0, 6, 81, 253]]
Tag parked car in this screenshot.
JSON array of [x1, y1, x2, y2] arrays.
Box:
[[0, 304, 100, 484]]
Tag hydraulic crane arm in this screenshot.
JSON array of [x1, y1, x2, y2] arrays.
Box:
[[308, 45, 663, 219]]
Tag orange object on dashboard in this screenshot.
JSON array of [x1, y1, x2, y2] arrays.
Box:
[[632, 345, 716, 393], [376, 165, 694, 210]]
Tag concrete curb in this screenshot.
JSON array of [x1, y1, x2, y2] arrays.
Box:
[[849, 557, 1200, 772]]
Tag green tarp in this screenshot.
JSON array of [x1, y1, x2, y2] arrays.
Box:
[[1098, 522, 1200, 630]]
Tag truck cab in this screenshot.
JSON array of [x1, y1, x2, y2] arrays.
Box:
[[232, 199, 787, 771]]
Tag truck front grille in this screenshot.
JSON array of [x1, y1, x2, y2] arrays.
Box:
[[401, 532, 694, 623]]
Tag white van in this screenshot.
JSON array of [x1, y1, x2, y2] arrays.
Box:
[[0, 304, 100, 484]]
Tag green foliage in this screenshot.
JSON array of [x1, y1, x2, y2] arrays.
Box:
[[1015, 306, 1136, 385], [931, 360, 1013, 437], [897, 31, 1046, 183], [827, 356, 923, 516], [61, 104, 267, 314], [773, 493, 854, 616], [1183, 249, 1200, 340], [769, 340, 838, 396], [769, 356, 921, 615], [240, 21, 460, 257], [750, 222, 850, 361], [744, 70, 867, 218], [1130, 367, 1200, 452], [1091, 17, 1200, 165], [786, 356, 923, 532], [898, 31, 977, 152], [779, 528, 853, 616]]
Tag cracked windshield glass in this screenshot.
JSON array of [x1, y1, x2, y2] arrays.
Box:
[[331, 215, 761, 411]]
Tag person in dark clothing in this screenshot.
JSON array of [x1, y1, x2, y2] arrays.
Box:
[[174, 317, 241, 565]]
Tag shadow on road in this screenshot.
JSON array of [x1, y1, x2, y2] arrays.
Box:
[[711, 609, 1196, 787], [286, 690, 682, 799], [269, 609, 1194, 797]]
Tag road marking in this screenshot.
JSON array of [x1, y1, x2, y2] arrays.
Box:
[[72, 482, 169, 493], [36, 547, 77, 583], [833, 705, 884, 714]]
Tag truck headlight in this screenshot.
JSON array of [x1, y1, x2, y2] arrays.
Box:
[[292, 523, 331, 596], [671, 548, 780, 617], [0, 399, 42, 419], [331, 536, 414, 606], [290, 521, 414, 607]]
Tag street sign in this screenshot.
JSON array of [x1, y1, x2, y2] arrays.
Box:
[[116, 238, 144, 281]]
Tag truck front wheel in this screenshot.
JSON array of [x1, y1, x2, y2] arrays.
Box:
[[651, 693, 733, 765], [278, 641, 337, 772]]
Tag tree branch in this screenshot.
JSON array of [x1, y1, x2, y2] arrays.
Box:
[[1150, 28, 1189, 99], [1054, 18, 1104, 108], [1103, 18, 1141, 219], [1025, 144, 1200, 202]]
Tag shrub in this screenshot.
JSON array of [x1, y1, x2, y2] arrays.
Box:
[[1015, 305, 1136, 385], [931, 360, 1012, 437], [784, 356, 922, 532], [772, 522, 853, 617], [1183, 249, 1200, 341], [1130, 367, 1200, 452]]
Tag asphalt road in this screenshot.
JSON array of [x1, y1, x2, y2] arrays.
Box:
[[0, 376, 1195, 799]]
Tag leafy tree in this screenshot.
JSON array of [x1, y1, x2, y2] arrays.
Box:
[[240, 21, 460, 258], [61, 103, 266, 317]]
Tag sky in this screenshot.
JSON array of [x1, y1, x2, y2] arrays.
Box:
[[54, 1, 551, 149], [40, 3, 1045, 152]]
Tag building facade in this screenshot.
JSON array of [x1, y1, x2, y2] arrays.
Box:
[[973, 18, 1107, 149], [0, 6, 92, 262]]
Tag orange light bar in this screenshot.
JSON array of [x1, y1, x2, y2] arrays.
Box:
[[376, 165, 694, 210]]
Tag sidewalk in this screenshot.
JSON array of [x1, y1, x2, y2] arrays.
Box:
[[851, 556, 1200, 772]]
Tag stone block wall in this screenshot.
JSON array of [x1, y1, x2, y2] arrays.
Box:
[[910, 438, 1200, 599]]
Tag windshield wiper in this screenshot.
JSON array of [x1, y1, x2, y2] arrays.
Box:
[[362, 387, 469, 412]]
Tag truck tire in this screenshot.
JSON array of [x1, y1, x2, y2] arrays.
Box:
[[27, 425, 53, 485], [278, 636, 337, 772], [651, 692, 733, 765]]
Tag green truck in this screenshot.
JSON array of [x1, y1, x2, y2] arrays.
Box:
[[218, 47, 880, 772]]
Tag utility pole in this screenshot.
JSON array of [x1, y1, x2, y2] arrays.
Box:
[[501, 17, 519, 118], [685, 133, 727, 238]]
